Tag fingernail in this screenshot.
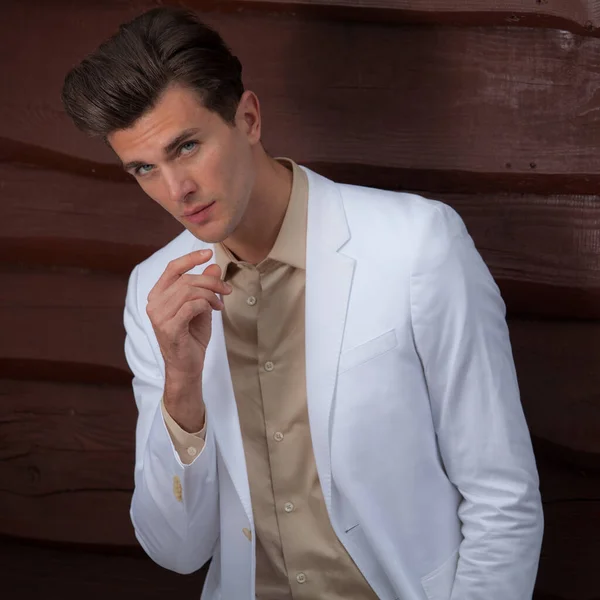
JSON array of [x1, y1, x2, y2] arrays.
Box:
[[224, 282, 233, 292]]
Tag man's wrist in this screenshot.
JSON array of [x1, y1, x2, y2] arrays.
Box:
[[164, 370, 205, 433]]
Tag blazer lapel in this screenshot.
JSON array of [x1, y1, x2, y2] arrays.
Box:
[[191, 243, 254, 524], [184, 167, 353, 525], [303, 167, 355, 514]]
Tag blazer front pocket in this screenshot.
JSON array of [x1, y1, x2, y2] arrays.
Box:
[[338, 329, 398, 374], [420, 546, 459, 600]]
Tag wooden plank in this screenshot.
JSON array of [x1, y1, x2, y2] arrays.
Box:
[[0, 489, 135, 547], [536, 501, 600, 599], [535, 448, 600, 599], [0, 268, 130, 381], [0, 164, 180, 273], [437, 193, 600, 319], [206, 0, 600, 35], [3, 164, 600, 316], [511, 320, 600, 465], [0, 537, 208, 598], [0, 326, 597, 547], [41, 0, 600, 35], [0, 531, 594, 600], [0, 379, 137, 544], [209, 0, 600, 34], [4, 7, 600, 193]]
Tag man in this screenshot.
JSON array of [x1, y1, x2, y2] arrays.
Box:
[[62, 7, 543, 600]]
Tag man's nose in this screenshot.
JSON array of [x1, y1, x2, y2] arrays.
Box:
[[164, 166, 196, 204]]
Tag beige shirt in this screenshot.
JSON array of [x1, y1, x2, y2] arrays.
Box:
[[163, 160, 377, 599]]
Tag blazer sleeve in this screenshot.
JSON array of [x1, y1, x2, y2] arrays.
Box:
[[410, 202, 544, 599], [124, 264, 220, 574]]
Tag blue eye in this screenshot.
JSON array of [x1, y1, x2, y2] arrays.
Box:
[[180, 141, 198, 155], [135, 164, 153, 176]]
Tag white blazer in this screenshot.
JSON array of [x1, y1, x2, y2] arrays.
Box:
[[124, 167, 543, 600]]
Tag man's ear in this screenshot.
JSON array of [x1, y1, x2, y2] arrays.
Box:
[[236, 90, 261, 145]]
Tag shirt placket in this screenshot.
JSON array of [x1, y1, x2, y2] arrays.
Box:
[[257, 265, 314, 599]]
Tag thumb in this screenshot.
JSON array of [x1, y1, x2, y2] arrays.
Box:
[[203, 263, 223, 279]]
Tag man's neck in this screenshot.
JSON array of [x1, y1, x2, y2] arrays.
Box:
[[222, 153, 293, 265]]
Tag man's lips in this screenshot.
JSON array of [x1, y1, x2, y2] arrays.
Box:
[[183, 201, 215, 217], [182, 201, 216, 224]]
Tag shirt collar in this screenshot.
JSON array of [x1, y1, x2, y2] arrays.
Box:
[[215, 158, 307, 278]]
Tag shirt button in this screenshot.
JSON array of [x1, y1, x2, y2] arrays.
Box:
[[187, 446, 198, 457], [246, 296, 257, 306], [273, 431, 284, 442], [264, 361, 274, 372], [284, 502, 294, 513], [296, 572, 307, 584]]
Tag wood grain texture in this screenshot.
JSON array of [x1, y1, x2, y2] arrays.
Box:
[[0, 379, 136, 544], [0, 536, 208, 599], [0, 164, 181, 272], [535, 451, 600, 600], [0, 533, 595, 600], [4, 5, 600, 193], [0, 267, 130, 381], [3, 163, 600, 312], [436, 192, 600, 318], [0, 315, 597, 545], [536, 501, 600, 599], [58, 0, 600, 35], [510, 320, 600, 463]]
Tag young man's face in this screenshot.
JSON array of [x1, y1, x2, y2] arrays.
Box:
[[109, 84, 260, 244]]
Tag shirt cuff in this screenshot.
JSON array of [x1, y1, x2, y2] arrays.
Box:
[[161, 397, 206, 465]]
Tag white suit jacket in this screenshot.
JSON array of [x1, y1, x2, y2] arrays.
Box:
[[124, 166, 543, 600]]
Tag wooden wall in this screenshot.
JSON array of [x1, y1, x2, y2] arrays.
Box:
[[1, 0, 599, 598]]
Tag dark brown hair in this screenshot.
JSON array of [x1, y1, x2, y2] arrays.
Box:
[[61, 7, 244, 137]]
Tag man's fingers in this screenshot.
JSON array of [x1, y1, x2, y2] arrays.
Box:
[[152, 249, 214, 296], [203, 263, 222, 280], [158, 285, 224, 323], [180, 273, 232, 296], [170, 298, 213, 336], [156, 273, 231, 309]]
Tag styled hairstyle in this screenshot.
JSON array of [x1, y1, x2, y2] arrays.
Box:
[[61, 7, 244, 137]]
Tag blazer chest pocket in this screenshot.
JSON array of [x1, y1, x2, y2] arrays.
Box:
[[338, 329, 398, 374]]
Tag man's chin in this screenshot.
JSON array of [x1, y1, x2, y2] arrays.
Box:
[[184, 220, 230, 245]]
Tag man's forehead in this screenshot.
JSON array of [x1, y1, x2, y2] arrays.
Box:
[[109, 86, 212, 156]]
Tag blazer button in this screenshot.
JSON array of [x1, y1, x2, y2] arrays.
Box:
[[173, 475, 183, 502], [242, 528, 252, 541]]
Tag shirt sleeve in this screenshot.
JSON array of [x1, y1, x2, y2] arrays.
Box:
[[161, 397, 206, 465]]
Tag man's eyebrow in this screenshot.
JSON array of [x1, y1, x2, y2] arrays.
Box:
[[164, 127, 201, 155], [121, 128, 201, 171], [122, 159, 146, 172]]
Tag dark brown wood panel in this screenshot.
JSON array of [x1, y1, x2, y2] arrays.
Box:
[[0, 164, 180, 272], [536, 502, 600, 599], [212, 0, 600, 35], [0, 268, 130, 380], [511, 319, 600, 465], [0, 533, 596, 600], [1, 320, 598, 545], [535, 451, 600, 600], [38, 0, 600, 35], [0, 379, 136, 544], [0, 536, 208, 599], [4, 163, 600, 316], [436, 192, 600, 319], [0, 487, 135, 547], [4, 5, 600, 193]]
